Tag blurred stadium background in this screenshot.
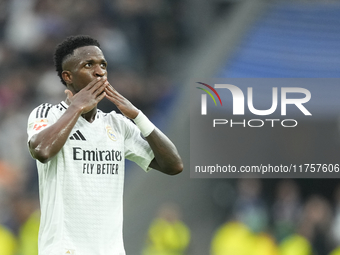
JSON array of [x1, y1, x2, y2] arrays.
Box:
[[1, 0, 340, 254]]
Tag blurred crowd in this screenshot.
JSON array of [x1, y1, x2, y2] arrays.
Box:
[[3, 177, 340, 255], [142, 179, 340, 255], [207, 179, 340, 255], [0, 0, 188, 254]]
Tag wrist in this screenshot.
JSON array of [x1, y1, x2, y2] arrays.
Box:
[[129, 109, 140, 119], [133, 111, 155, 137], [67, 104, 83, 116]]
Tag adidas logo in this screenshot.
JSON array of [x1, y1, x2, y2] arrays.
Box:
[[69, 130, 86, 141]]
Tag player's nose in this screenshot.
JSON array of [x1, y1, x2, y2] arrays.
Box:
[[94, 65, 106, 77]]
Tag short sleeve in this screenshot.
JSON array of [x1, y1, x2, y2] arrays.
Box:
[[123, 118, 154, 172], [27, 103, 56, 143]]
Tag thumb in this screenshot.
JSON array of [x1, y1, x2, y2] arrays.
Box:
[[64, 89, 73, 99]]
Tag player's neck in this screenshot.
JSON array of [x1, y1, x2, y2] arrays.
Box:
[[81, 107, 97, 123]]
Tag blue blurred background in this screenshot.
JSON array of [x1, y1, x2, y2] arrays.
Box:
[[1, 0, 340, 254]]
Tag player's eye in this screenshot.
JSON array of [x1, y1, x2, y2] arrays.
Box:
[[85, 63, 92, 67], [101, 63, 107, 68]]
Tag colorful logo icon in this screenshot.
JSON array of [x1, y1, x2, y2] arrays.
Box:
[[196, 82, 222, 106]]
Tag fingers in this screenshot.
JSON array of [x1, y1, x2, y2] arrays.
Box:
[[64, 89, 73, 99], [104, 85, 114, 96], [105, 84, 122, 98], [104, 87, 138, 118], [96, 91, 106, 102], [104, 87, 121, 103], [90, 78, 110, 97], [104, 86, 131, 107], [86, 77, 104, 91]]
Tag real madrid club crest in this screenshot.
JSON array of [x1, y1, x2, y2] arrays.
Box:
[[106, 125, 117, 141]]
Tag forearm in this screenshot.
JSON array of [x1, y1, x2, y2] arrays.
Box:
[[104, 85, 183, 174], [133, 111, 183, 175], [29, 105, 82, 163], [145, 128, 183, 175]]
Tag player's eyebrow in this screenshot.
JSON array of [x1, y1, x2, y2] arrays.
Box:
[[81, 58, 107, 64]]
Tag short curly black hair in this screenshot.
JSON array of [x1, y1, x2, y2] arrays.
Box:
[[54, 35, 101, 86]]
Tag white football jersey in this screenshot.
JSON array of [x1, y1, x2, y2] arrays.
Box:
[[27, 101, 154, 255]]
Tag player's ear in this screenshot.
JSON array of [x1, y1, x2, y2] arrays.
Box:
[[62, 70, 72, 85]]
